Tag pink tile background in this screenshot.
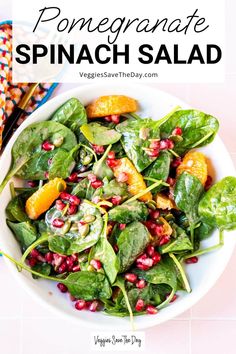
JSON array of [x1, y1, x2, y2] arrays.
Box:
[[1, 0, 236, 353]]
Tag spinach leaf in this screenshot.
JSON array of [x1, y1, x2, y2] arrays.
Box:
[[117, 221, 150, 272], [0, 121, 77, 190], [116, 118, 160, 172], [71, 178, 94, 200], [159, 224, 193, 254], [89, 237, 119, 284], [6, 193, 30, 222], [104, 276, 134, 322], [160, 109, 219, 155], [194, 222, 214, 241], [62, 271, 112, 300], [121, 286, 151, 311], [50, 98, 87, 136], [80, 123, 121, 145], [198, 176, 236, 230], [99, 179, 129, 199], [144, 151, 171, 191], [32, 263, 52, 279], [7, 220, 38, 252], [174, 172, 204, 236], [48, 235, 71, 255], [108, 200, 148, 224], [133, 256, 178, 292], [48, 145, 80, 179], [92, 145, 113, 180], [46, 201, 103, 255]]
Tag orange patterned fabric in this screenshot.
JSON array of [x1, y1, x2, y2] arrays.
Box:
[[0, 22, 57, 150]]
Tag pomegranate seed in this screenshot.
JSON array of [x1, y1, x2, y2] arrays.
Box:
[[152, 252, 161, 265], [149, 210, 160, 220], [52, 218, 65, 228], [205, 175, 213, 191], [75, 299, 86, 310], [44, 171, 49, 179], [55, 200, 66, 211], [116, 172, 128, 183], [45, 252, 53, 263], [92, 144, 105, 154], [166, 177, 176, 187], [28, 257, 37, 267], [185, 256, 198, 264], [111, 114, 120, 124], [91, 180, 103, 189], [90, 259, 102, 270], [27, 180, 37, 188], [136, 279, 146, 289], [167, 139, 174, 149], [159, 235, 170, 246], [37, 254, 46, 263], [139, 258, 153, 268], [146, 305, 158, 315], [67, 172, 79, 182], [159, 139, 169, 150], [106, 158, 119, 168], [136, 263, 149, 270], [135, 299, 145, 312], [146, 149, 159, 158], [104, 115, 112, 122], [171, 157, 182, 168], [136, 254, 147, 263], [71, 254, 78, 262], [30, 249, 40, 258], [149, 140, 160, 149], [69, 195, 81, 206], [154, 224, 164, 236], [89, 300, 99, 312], [113, 244, 119, 253], [146, 245, 155, 257], [72, 265, 81, 272], [108, 151, 116, 159], [53, 254, 65, 267], [124, 273, 137, 283], [67, 204, 78, 215], [57, 283, 68, 293], [119, 223, 126, 230], [58, 262, 67, 274], [111, 195, 122, 205], [66, 256, 75, 269], [160, 139, 174, 150], [172, 127, 182, 136], [88, 173, 97, 182], [42, 141, 54, 151], [59, 192, 71, 200], [144, 220, 157, 232]]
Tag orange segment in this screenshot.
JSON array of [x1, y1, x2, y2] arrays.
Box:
[[156, 193, 177, 210], [159, 217, 172, 237], [25, 178, 66, 220], [113, 157, 152, 202], [177, 151, 207, 185], [86, 95, 137, 118]]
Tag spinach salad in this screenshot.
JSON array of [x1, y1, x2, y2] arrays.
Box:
[[1, 95, 236, 323]]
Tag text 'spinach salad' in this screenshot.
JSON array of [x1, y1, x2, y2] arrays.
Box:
[[1, 95, 236, 324]]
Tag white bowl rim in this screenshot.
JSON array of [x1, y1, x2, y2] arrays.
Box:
[[0, 82, 236, 330]]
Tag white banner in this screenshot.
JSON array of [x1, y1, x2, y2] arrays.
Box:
[[12, 0, 225, 83]]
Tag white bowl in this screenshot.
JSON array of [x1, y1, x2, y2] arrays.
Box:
[[0, 83, 235, 330]]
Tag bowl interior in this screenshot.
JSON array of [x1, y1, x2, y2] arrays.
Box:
[[0, 82, 235, 330]]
